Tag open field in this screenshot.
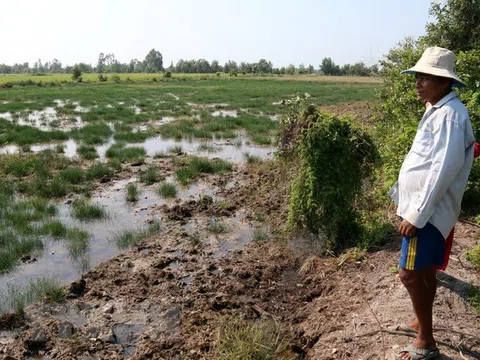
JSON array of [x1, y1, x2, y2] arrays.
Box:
[[0, 72, 382, 85], [1, 77, 478, 359]]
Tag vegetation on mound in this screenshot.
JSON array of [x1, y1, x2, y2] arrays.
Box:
[[466, 245, 480, 271], [216, 317, 298, 360], [105, 143, 146, 163], [139, 166, 161, 185]]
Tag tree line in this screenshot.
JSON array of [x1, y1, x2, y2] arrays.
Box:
[[0, 49, 379, 76]]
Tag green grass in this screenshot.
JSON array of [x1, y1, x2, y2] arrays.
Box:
[[70, 199, 106, 221], [157, 182, 178, 198], [208, 218, 230, 234], [78, 144, 98, 160], [175, 156, 232, 185], [70, 122, 113, 145], [167, 145, 184, 154], [0, 277, 65, 316], [468, 283, 480, 313], [39, 220, 68, 238], [85, 162, 114, 180], [252, 227, 269, 241], [126, 183, 139, 202], [243, 152, 262, 164], [114, 221, 161, 249], [216, 317, 297, 360], [105, 143, 146, 163], [139, 166, 160, 185], [466, 245, 480, 271], [58, 167, 85, 184], [65, 228, 91, 259], [197, 143, 218, 152], [113, 130, 152, 142]]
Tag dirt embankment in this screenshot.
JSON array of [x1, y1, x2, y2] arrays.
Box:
[[1, 162, 479, 360]]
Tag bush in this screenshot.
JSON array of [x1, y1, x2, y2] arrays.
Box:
[[157, 182, 177, 198], [281, 99, 377, 250], [163, 71, 172, 78], [71, 65, 82, 81], [111, 74, 121, 83], [98, 74, 108, 82]]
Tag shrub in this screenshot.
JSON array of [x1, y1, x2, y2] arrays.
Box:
[[86, 162, 114, 180], [111, 74, 121, 83], [71, 65, 82, 81], [140, 167, 160, 185], [281, 100, 377, 250], [163, 71, 172, 78], [98, 74, 108, 82], [59, 167, 85, 184], [78, 144, 98, 160]]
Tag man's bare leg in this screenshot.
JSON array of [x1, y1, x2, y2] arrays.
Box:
[[398, 266, 437, 359]]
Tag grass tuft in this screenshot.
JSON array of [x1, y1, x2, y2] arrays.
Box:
[[466, 245, 480, 271], [216, 317, 297, 360], [140, 166, 160, 185], [157, 182, 178, 198], [175, 157, 232, 185], [78, 144, 98, 160], [126, 183, 139, 202], [252, 227, 269, 241], [208, 218, 230, 234], [70, 199, 106, 221], [114, 221, 161, 249]]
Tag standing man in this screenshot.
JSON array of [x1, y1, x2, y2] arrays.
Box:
[[389, 46, 475, 360]]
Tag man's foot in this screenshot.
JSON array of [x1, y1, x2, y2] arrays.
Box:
[[390, 319, 419, 334], [397, 345, 439, 359], [397, 337, 438, 360]]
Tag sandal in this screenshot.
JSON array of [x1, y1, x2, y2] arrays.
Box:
[[389, 323, 417, 334], [396, 345, 440, 360]]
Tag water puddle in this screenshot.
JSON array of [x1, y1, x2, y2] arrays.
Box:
[[212, 109, 238, 117], [0, 108, 84, 131], [155, 116, 176, 126]]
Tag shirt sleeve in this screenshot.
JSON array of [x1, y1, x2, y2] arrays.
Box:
[[404, 116, 465, 228]]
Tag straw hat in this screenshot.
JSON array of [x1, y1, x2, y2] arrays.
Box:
[[401, 46, 466, 88]]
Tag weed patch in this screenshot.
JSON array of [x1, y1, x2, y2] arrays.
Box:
[[71, 200, 106, 221], [114, 221, 161, 249], [157, 182, 177, 198]]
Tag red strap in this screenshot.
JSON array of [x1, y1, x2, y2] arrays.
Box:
[[439, 228, 454, 271], [474, 143, 480, 159]]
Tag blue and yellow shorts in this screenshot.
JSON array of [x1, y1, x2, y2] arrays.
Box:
[[399, 222, 446, 271]]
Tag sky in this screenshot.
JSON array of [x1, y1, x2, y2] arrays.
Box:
[[0, 0, 433, 68]]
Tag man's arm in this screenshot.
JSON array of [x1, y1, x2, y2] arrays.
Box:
[[403, 116, 465, 229]]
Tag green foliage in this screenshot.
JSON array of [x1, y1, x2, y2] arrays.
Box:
[[283, 102, 377, 250], [139, 166, 160, 185], [105, 143, 146, 163], [71, 65, 82, 81], [465, 244, 480, 270], [114, 221, 161, 249], [216, 317, 297, 360], [58, 167, 85, 184], [70, 199, 106, 221], [125, 183, 139, 202], [175, 157, 232, 185], [157, 182, 178, 198], [78, 144, 98, 160], [252, 227, 269, 241], [85, 162, 114, 180], [468, 283, 480, 313], [0, 277, 65, 316]]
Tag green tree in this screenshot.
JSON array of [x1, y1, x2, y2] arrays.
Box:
[[71, 64, 82, 81], [143, 49, 163, 72], [424, 0, 480, 52], [320, 57, 341, 75]]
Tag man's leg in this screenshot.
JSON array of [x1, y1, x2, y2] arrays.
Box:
[[398, 266, 437, 359], [405, 267, 437, 333]]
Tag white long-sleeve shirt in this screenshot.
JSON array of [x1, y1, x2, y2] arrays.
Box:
[[389, 91, 475, 239]]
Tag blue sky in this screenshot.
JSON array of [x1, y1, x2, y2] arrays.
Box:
[[0, 0, 433, 67]]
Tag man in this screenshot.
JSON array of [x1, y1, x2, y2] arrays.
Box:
[[389, 46, 475, 360]]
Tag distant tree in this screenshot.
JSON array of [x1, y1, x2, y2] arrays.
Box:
[[256, 59, 273, 73], [298, 64, 307, 74], [144, 49, 163, 73], [307, 65, 315, 74], [97, 53, 106, 73], [223, 60, 238, 73], [50, 58, 62, 73], [72, 65, 82, 81], [285, 64, 296, 75], [211, 60, 223, 73], [320, 57, 341, 75], [369, 64, 379, 74], [196, 59, 211, 73]]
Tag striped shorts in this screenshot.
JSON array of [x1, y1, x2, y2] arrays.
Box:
[[399, 222, 446, 271]]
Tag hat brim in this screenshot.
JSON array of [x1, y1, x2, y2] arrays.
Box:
[[401, 65, 466, 88]]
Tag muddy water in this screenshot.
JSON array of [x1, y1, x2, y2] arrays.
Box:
[[0, 135, 274, 163], [0, 108, 84, 131], [0, 176, 229, 293]]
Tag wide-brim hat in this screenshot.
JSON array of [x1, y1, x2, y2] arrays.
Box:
[[401, 46, 466, 88]]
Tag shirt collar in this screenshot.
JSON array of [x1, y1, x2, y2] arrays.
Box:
[[432, 91, 457, 109]]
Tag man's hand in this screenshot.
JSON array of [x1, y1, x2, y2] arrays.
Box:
[[399, 219, 417, 238]]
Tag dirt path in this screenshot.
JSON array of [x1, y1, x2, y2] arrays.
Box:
[[0, 164, 479, 360]]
